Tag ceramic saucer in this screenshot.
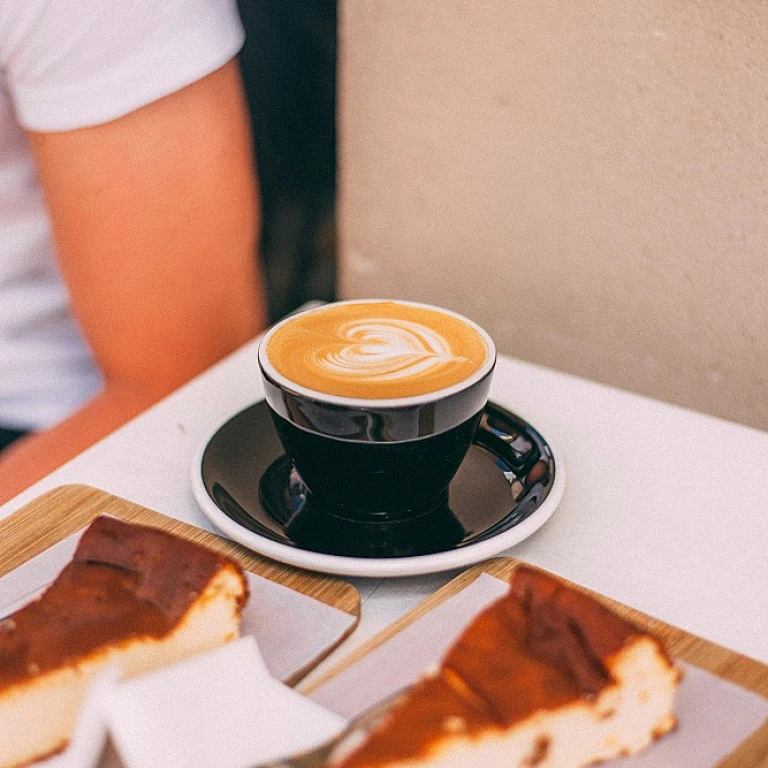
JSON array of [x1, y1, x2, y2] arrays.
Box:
[[191, 400, 564, 578]]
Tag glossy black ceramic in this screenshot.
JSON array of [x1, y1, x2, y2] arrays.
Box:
[[260, 367, 493, 441], [200, 400, 556, 559], [259, 360, 494, 524], [268, 408, 483, 522]]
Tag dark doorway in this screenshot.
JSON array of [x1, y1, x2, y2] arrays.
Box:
[[237, 0, 338, 323]]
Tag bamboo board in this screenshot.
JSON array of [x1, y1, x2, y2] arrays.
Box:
[[302, 557, 767, 768]]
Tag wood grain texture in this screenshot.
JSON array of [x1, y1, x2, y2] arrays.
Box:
[[301, 557, 767, 767], [0, 485, 361, 681]]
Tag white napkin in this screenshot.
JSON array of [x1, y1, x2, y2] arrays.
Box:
[[107, 636, 346, 768]]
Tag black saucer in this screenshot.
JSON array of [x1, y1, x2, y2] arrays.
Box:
[[199, 400, 557, 560]]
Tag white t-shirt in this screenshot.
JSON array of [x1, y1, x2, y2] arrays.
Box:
[[0, 0, 245, 431]]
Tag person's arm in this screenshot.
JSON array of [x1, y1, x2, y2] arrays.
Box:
[[0, 60, 266, 504]]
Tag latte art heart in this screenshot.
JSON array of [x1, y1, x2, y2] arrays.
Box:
[[313, 320, 464, 382], [264, 300, 491, 399]]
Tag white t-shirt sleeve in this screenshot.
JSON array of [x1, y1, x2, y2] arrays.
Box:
[[0, 0, 245, 131]]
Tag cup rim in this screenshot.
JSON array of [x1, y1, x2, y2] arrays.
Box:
[[258, 299, 497, 409]]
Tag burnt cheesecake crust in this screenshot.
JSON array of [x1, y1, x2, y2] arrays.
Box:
[[334, 566, 680, 768], [0, 515, 248, 768]]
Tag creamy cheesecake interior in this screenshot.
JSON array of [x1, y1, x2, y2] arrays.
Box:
[[0, 516, 248, 768]]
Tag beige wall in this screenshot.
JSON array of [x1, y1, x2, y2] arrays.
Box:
[[337, 1, 768, 430]]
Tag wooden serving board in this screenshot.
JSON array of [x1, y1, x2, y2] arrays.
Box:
[[302, 557, 768, 768], [0, 484, 360, 684]]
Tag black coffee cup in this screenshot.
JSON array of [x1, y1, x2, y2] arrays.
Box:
[[257, 300, 496, 539]]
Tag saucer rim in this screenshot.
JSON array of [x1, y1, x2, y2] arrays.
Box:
[[190, 400, 565, 578]]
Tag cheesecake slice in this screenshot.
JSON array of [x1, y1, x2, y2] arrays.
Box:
[[0, 515, 248, 768], [334, 566, 680, 768]]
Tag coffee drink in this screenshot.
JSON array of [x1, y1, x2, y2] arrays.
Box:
[[264, 300, 492, 401], [257, 300, 496, 557]]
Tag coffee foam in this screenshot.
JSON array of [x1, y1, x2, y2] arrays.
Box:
[[264, 301, 492, 400]]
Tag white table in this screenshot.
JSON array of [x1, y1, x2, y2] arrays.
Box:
[[2, 341, 766, 678]]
